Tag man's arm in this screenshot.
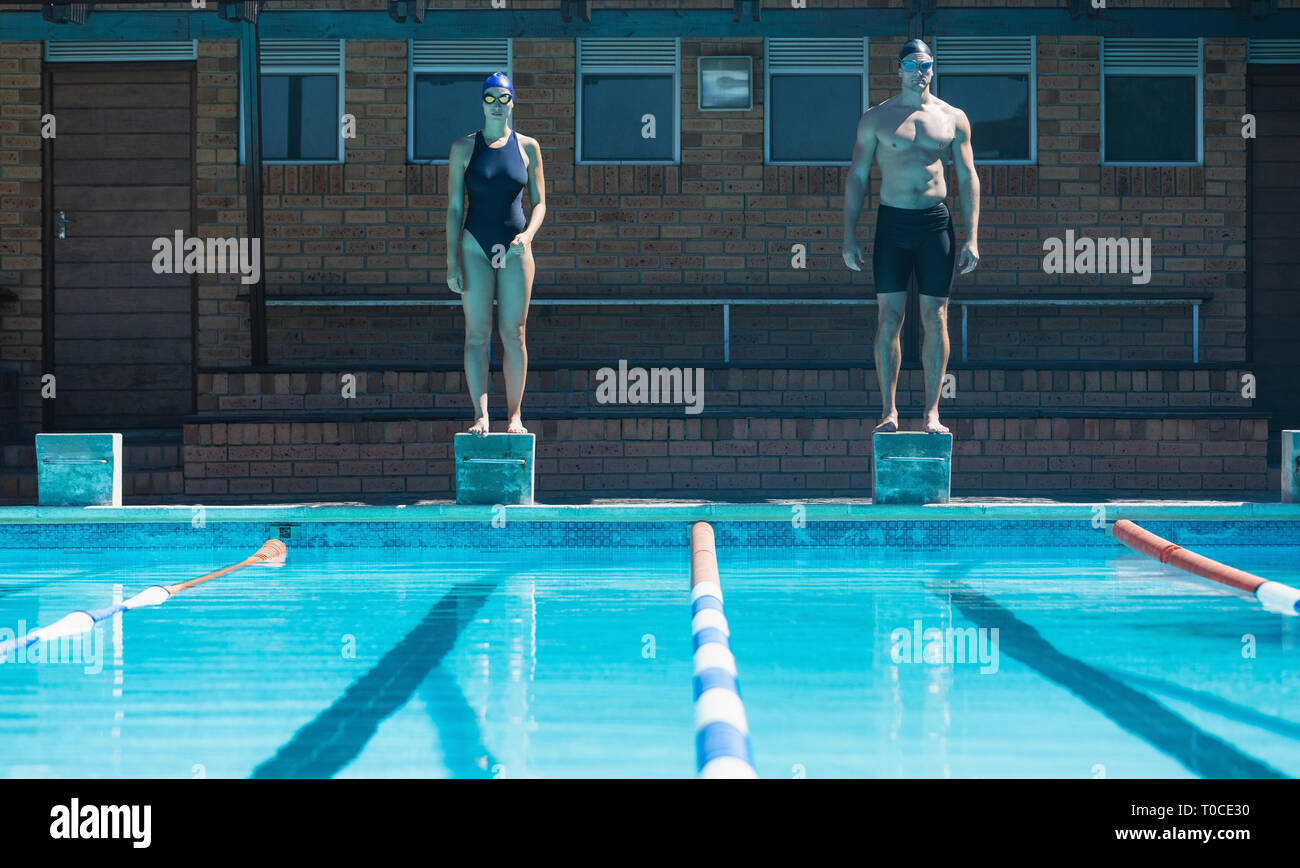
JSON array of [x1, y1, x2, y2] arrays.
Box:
[[842, 108, 878, 271], [951, 108, 980, 274]]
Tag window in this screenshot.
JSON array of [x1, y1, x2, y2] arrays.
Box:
[[578, 38, 679, 164], [765, 38, 868, 165], [1102, 38, 1202, 165], [241, 39, 345, 164], [409, 38, 512, 163], [934, 36, 1035, 164]]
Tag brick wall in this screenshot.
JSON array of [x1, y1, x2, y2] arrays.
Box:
[[193, 367, 1257, 416], [0, 43, 43, 440], [1, 18, 1257, 393], [0, 370, 17, 442], [0, 2, 1277, 505], [176, 413, 1269, 502], [187, 31, 1248, 367], [196, 39, 252, 366]]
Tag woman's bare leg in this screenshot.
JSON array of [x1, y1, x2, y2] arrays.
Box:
[[460, 236, 496, 434], [497, 244, 534, 434]]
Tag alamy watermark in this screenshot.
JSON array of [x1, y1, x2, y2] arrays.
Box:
[[50, 798, 150, 849], [889, 619, 999, 674], [151, 231, 261, 285], [0, 624, 103, 674], [595, 360, 704, 415], [1042, 230, 1151, 285]]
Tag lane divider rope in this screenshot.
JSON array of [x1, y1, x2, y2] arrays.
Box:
[[690, 521, 757, 779], [0, 539, 287, 663], [1112, 520, 1299, 615]]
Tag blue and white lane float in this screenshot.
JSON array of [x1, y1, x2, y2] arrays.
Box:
[[690, 521, 757, 779], [0, 539, 287, 663]]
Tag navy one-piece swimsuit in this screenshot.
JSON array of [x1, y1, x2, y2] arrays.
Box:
[[463, 128, 528, 260]]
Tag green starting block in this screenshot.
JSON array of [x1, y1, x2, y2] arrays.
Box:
[[872, 432, 953, 505], [454, 433, 535, 505], [36, 433, 123, 507]]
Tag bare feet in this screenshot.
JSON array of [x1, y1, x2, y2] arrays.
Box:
[[506, 415, 528, 435], [872, 412, 899, 434], [468, 416, 490, 435], [923, 412, 950, 434]]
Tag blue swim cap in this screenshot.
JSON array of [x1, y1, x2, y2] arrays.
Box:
[[482, 71, 514, 96], [898, 39, 932, 61]]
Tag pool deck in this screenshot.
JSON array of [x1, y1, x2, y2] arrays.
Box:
[[1, 498, 1298, 524]]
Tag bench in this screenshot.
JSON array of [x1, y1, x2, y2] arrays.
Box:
[[262, 292, 1213, 365]]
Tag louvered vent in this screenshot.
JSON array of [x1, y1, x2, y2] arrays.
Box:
[[934, 36, 1034, 70], [411, 38, 511, 70], [579, 38, 678, 72], [1102, 38, 1201, 73], [768, 38, 868, 71], [45, 40, 198, 62], [1248, 39, 1300, 64], [259, 39, 343, 71]]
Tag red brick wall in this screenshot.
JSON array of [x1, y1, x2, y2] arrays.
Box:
[[196, 39, 253, 366], [0, 6, 1258, 473], [188, 32, 1247, 367], [194, 367, 1257, 416], [0, 43, 44, 439], [0, 22, 1256, 385], [176, 413, 1269, 502]]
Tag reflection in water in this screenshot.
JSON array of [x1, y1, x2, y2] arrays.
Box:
[[930, 575, 1287, 779], [252, 575, 502, 779], [112, 583, 123, 775], [412, 575, 540, 779]]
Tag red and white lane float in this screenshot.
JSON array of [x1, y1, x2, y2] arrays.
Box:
[[690, 521, 757, 779], [1112, 519, 1300, 615], [0, 539, 287, 663]]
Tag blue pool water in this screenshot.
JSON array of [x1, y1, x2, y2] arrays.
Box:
[[722, 544, 1300, 779], [0, 523, 1297, 778]]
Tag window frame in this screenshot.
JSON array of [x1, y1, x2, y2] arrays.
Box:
[[407, 38, 513, 165], [1101, 37, 1203, 167], [933, 35, 1037, 166], [576, 37, 681, 166], [764, 37, 869, 167], [239, 39, 346, 166]]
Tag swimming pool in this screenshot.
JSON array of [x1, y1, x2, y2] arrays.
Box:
[[1, 510, 1297, 778]]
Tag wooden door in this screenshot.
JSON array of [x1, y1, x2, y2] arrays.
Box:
[[47, 63, 194, 430], [1248, 64, 1300, 441]]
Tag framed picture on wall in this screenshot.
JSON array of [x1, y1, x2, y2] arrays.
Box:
[[699, 56, 752, 111]]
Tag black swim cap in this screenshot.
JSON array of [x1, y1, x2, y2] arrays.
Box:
[[898, 39, 933, 61]]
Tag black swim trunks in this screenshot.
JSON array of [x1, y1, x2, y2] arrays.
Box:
[[872, 202, 956, 298]]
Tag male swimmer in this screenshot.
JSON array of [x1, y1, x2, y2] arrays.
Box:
[[842, 38, 980, 435]]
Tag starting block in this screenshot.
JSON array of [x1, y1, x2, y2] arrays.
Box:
[[454, 433, 535, 505], [36, 433, 123, 507], [872, 431, 953, 505], [1284, 430, 1299, 504]]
